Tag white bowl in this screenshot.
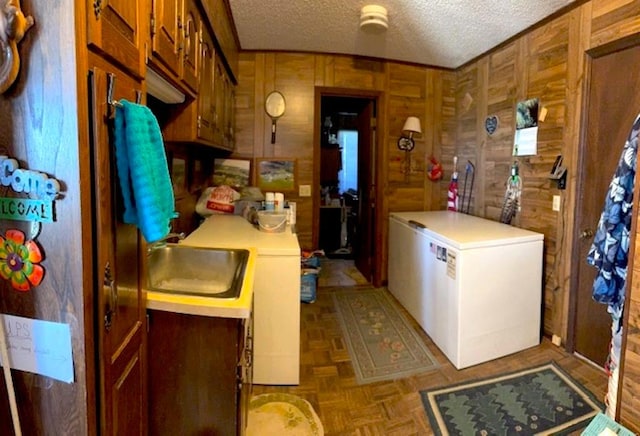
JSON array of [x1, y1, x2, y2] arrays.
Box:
[[256, 211, 287, 233]]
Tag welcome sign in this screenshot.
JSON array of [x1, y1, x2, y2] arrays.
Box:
[[0, 155, 60, 222]]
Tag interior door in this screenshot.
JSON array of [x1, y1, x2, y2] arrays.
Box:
[[572, 44, 640, 366], [89, 66, 146, 435], [353, 100, 375, 281]]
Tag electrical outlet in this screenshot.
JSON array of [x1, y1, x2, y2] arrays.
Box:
[[299, 184, 311, 197], [552, 195, 561, 212]]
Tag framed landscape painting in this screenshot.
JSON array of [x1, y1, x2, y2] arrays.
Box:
[[256, 158, 296, 191], [212, 158, 251, 188]]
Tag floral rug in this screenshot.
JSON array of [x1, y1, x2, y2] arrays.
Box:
[[247, 393, 324, 436], [332, 287, 439, 384], [420, 362, 604, 435]]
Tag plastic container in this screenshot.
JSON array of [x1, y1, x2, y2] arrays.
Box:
[[265, 192, 275, 211], [256, 210, 287, 233], [274, 192, 284, 212]]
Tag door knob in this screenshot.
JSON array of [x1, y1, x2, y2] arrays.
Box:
[[579, 229, 594, 239]]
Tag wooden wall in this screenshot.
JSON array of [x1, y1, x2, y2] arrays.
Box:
[[0, 0, 92, 434], [235, 0, 640, 428], [234, 53, 456, 254], [454, 0, 640, 429]]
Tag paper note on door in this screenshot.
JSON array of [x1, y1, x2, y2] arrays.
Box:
[[447, 252, 456, 279], [0, 314, 74, 383]]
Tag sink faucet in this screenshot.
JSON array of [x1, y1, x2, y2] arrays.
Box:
[[147, 232, 186, 254]]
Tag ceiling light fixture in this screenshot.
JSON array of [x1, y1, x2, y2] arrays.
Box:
[[360, 5, 388, 33]]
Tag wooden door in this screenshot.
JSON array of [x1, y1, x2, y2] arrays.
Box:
[[198, 29, 215, 142], [181, 0, 200, 92], [354, 100, 376, 281], [89, 66, 146, 435], [151, 0, 182, 77], [572, 45, 640, 366], [87, 0, 145, 78]]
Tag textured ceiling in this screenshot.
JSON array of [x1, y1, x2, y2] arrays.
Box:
[[228, 0, 576, 69]]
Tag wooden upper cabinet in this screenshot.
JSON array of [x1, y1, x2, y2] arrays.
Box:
[[87, 0, 146, 78], [181, 0, 200, 92], [150, 0, 182, 78]]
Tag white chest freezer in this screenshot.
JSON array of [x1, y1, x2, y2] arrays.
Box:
[[388, 211, 544, 369]]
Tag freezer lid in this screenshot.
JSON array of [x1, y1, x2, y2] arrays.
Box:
[[389, 210, 543, 249]]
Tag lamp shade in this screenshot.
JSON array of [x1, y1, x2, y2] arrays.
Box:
[[402, 116, 422, 135]]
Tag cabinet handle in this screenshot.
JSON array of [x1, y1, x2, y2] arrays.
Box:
[[103, 262, 116, 331], [183, 19, 192, 61], [93, 0, 102, 19]]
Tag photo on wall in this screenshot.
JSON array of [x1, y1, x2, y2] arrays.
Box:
[[256, 158, 296, 192], [212, 159, 251, 188]]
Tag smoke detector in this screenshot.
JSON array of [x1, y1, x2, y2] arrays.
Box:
[[360, 5, 388, 33]]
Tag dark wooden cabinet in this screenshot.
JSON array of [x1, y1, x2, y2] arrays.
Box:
[[87, 0, 146, 78], [148, 309, 253, 436], [89, 61, 147, 436]]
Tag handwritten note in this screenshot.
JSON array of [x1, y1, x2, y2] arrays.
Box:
[[0, 314, 74, 383]]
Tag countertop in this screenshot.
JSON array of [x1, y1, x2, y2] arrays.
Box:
[[184, 214, 300, 256], [145, 215, 300, 318]]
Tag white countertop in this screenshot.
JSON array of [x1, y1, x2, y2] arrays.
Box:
[[183, 214, 300, 256]]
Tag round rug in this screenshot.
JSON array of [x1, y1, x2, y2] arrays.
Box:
[[247, 393, 324, 436]]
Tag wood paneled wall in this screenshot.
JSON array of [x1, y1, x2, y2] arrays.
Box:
[[234, 52, 455, 252], [235, 0, 640, 428], [0, 0, 92, 434], [453, 0, 640, 429]]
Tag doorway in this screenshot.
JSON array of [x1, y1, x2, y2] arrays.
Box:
[[569, 42, 640, 367], [315, 89, 379, 283]]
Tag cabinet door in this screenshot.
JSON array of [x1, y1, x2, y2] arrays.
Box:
[[87, 0, 145, 78], [181, 0, 200, 92], [197, 29, 215, 142], [151, 0, 182, 77], [89, 66, 146, 436]]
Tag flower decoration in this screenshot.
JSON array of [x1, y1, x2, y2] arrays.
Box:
[[0, 229, 44, 291]]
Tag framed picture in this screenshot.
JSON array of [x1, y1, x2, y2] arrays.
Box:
[[256, 158, 296, 192], [212, 158, 251, 188]]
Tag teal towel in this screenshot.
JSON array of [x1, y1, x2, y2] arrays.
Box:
[[114, 100, 177, 243]]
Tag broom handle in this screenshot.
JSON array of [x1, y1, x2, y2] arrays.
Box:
[[0, 315, 22, 436]]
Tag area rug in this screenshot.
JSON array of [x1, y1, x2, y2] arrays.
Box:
[[247, 393, 324, 436], [333, 287, 439, 384], [420, 362, 604, 435]]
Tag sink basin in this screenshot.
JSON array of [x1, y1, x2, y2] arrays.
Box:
[[147, 244, 249, 299]]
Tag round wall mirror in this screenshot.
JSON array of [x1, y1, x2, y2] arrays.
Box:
[[265, 91, 286, 143]]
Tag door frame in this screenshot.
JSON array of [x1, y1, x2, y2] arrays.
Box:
[[567, 35, 640, 389], [313, 87, 385, 286]]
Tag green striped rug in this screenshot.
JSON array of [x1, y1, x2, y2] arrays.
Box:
[[333, 287, 439, 384]]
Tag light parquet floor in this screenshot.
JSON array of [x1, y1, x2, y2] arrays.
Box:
[[252, 259, 608, 435]]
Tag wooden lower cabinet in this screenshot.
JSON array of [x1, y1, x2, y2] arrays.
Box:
[[147, 309, 253, 435]]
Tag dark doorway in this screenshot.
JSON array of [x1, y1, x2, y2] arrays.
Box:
[[316, 91, 378, 283], [570, 43, 640, 366]]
